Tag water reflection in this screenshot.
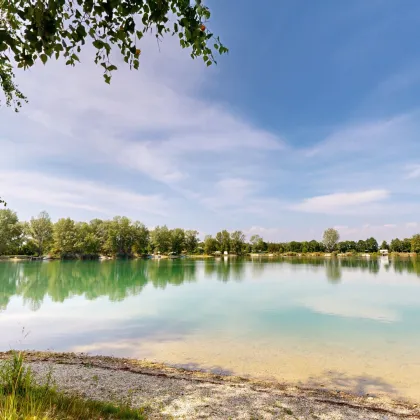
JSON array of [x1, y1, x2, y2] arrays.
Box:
[[1, 257, 419, 312]]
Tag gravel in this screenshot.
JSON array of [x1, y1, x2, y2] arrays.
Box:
[[3, 352, 419, 419]]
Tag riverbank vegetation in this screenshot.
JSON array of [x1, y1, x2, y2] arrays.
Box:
[[1, 209, 420, 258], [0, 352, 146, 419]]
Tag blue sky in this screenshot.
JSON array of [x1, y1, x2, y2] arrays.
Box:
[[1, 0, 420, 241]]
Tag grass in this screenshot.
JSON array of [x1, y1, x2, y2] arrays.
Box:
[[0, 352, 147, 420]]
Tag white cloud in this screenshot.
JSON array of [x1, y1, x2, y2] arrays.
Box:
[[303, 113, 419, 158], [405, 164, 420, 179], [0, 171, 167, 218], [293, 190, 389, 214], [406, 222, 418, 228]]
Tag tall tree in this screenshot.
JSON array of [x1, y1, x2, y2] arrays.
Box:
[[322, 228, 340, 252], [104, 216, 137, 256], [390, 238, 402, 252], [380, 240, 389, 250], [0, 209, 23, 254], [365, 237, 378, 253], [215, 230, 230, 253], [203, 235, 218, 255], [230, 230, 245, 255], [356, 240, 366, 253], [411, 234, 420, 254], [184, 230, 199, 254], [170, 228, 185, 254], [75, 222, 102, 255], [0, 0, 227, 111], [53, 218, 79, 255], [27, 211, 53, 256], [132, 222, 149, 255], [150, 225, 171, 253], [402, 238, 412, 253], [250, 234, 265, 253]]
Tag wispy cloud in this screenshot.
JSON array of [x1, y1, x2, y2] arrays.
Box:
[[0, 171, 167, 218], [405, 164, 420, 179], [292, 190, 389, 214]]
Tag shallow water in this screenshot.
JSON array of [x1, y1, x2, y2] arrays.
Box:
[[1, 257, 420, 401]]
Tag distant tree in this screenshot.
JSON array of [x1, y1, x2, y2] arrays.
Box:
[[289, 241, 302, 253], [53, 218, 79, 255], [322, 228, 340, 252], [411, 234, 420, 254], [356, 240, 366, 253], [132, 222, 149, 255], [0, 0, 228, 111], [230, 230, 245, 254], [390, 238, 402, 253], [215, 230, 230, 253], [0, 209, 23, 254], [380, 240, 389, 250], [250, 234, 266, 253], [170, 228, 185, 254], [0, 197, 5, 206], [150, 225, 171, 253], [203, 235, 218, 255], [308, 239, 323, 253], [184, 230, 199, 254], [402, 238, 412, 253], [27, 211, 53, 256], [104, 216, 137, 256], [365, 237, 378, 253], [74, 222, 101, 255]]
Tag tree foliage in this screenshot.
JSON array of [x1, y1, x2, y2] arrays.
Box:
[[215, 229, 230, 253], [2, 207, 420, 258], [0, 209, 23, 254], [411, 234, 420, 254], [322, 228, 340, 252], [0, 0, 227, 111], [27, 211, 53, 255]]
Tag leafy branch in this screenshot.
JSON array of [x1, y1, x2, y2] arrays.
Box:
[[0, 0, 228, 110]]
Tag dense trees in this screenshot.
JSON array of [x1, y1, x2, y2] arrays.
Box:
[[1, 208, 420, 258], [1, 0, 227, 111]]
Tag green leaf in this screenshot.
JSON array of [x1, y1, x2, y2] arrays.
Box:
[[104, 74, 111, 84], [40, 54, 48, 64], [107, 65, 117, 71], [92, 40, 103, 49]]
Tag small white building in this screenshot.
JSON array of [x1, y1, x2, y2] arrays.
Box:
[[379, 249, 389, 256]]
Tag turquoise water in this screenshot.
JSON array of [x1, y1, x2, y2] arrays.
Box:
[[1, 257, 420, 400]]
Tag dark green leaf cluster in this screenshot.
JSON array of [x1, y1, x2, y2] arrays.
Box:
[[0, 0, 227, 107]]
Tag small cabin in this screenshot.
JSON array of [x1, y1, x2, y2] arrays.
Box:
[[379, 249, 389, 256]]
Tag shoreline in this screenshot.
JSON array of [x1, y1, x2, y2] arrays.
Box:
[[0, 252, 418, 261], [1, 351, 419, 419]]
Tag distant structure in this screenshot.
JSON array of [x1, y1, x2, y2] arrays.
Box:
[[379, 249, 389, 256]]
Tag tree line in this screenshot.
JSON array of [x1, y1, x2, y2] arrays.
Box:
[[0, 209, 419, 257]]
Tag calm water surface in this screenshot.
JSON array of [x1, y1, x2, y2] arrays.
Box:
[[1, 257, 420, 401]]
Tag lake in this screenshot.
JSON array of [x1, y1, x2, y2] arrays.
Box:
[[1, 257, 420, 402]]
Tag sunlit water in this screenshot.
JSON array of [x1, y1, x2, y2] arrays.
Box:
[[1, 257, 420, 401]]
